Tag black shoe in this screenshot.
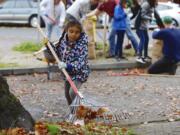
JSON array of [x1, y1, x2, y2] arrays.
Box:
[[115, 56, 127, 61], [115, 56, 120, 61], [169, 64, 178, 75], [120, 56, 128, 60]]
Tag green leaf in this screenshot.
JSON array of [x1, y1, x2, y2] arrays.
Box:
[[47, 124, 60, 135]]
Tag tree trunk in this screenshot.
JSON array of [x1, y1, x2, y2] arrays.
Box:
[[0, 76, 35, 131]]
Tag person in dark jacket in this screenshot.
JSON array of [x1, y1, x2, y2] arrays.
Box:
[[130, 0, 141, 20], [135, 0, 157, 64], [148, 16, 180, 75]]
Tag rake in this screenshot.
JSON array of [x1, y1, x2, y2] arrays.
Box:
[[36, 25, 110, 123], [36, 25, 87, 117]]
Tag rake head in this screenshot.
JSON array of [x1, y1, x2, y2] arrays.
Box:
[[64, 96, 133, 125]]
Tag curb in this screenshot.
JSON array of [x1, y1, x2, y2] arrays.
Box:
[[0, 62, 143, 76], [0, 67, 48, 76], [0, 61, 179, 76], [90, 61, 149, 70]]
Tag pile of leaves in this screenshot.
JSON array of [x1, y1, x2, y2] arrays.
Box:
[[125, 68, 147, 75], [0, 122, 135, 135], [0, 105, 135, 135], [107, 68, 147, 76], [35, 122, 135, 135], [76, 105, 113, 123], [0, 128, 29, 135]]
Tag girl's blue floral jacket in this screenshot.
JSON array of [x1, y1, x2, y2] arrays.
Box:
[[55, 32, 90, 82]]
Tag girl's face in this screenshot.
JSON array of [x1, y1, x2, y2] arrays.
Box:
[[67, 26, 81, 42]]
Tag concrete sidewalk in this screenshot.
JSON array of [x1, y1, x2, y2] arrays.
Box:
[[0, 53, 179, 76], [0, 54, 148, 75]]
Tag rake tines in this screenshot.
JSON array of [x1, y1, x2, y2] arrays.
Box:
[[98, 110, 133, 124], [65, 103, 134, 124]]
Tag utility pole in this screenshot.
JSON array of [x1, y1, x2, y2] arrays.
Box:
[[37, 0, 40, 43]]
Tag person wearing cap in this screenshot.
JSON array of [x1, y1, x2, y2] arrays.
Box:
[[147, 16, 180, 75]]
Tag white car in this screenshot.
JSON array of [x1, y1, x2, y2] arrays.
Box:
[[153, 2, 180, 27], [129, 2, 180, 29], [97, 2, 180, 28], [0, 0, 44, 27]]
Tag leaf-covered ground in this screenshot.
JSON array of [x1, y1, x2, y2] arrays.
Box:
[[0, 122, 135, 135], [3, 69, 180, 134]]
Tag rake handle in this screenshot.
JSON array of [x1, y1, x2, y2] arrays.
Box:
[[37, 25, 82, 98]]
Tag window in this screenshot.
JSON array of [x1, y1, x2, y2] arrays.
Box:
[[2, 1, 15, 8], [15, 0, 30, 8]]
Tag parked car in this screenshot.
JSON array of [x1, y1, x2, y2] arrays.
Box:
[[98, 2, 180, 29], [130, 2, 180, 29], [0, 0, 44, 27], [153, 2, 180, 27]]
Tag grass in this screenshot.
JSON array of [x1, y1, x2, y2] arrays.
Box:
[[95, 42, 109, 59], [13, 41, 43, 53], [0, 62, 19, 68], [124, 48, 136, 57], [11, 41, 135, 61], [96, 42, 104, 50]]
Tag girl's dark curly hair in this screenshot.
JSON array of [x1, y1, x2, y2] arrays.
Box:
[[58, 20, 83, 44], [64, 20, 83, 33]]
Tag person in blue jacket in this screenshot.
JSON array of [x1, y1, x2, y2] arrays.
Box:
[[113, 0, 127, 61], [148, 16, 180, 75]]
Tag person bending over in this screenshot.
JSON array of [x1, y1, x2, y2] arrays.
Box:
[[148, 16, 180, 75]]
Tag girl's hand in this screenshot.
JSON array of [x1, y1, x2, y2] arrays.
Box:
[[58, 62, 67, 69]]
